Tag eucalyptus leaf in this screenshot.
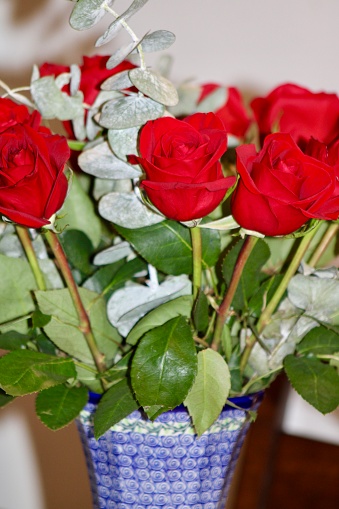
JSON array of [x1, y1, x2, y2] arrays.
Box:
[[78, 142, 140, 179], [126, 295, 192, 345], [99, 95, 164, 129], [106, 41, 140, 69], [36, 385, 88, 430], [141, 30, 176, 52], [131, 316, 197, 408], [169, 83, 201, 117], [117, 220, 221, 275], [184, 349, 231, 435], [108, 126, 140, 161], [99, 192, 164, 229], [196, 86, 227, 113], [70, 64, 81, 96], [69, 0, 113, 31], [31, 76, 84, 120], [93, 379, 139, 439], [284, 355, 339, 414], [93, 242, 133, 265], [0, 351, 76, 396], [129, 68, 178, 106], [101, 71, 133, 91]]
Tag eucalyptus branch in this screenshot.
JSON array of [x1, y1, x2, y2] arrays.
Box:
[[16, 226, 46, 291], [240, 224, 321, 373], [211, 235, 258, 351], [44, 230, 107, 377], [102, 3, 146, 70], [308, 221, 339, 268]]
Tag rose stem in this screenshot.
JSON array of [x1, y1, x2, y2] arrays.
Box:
[[16, 225, 46, 291], [308, 222, 339, 268], [239, 223, 321, 373], [211, 235, 258, 352], [44, 230, 107, 377], [190, 226, 202, 301]]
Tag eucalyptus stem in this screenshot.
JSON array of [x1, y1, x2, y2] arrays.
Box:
[[308, 222, 339, 268], [211, 235, 258, 351], [190, 226, 202, 301], [103, 2, 146, 69], [16, 226, 46, 291], [44, 230, 107, 376], [239, 224, 321, 373]]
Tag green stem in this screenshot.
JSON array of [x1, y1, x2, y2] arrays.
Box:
[[67, 140, 86, 151], [240, 224, 321, 373], [211, 235, 258, 351], [44, 230, 107, 377], [308, 222, 339, 268], [190, 226, 202, 301], [16, 226, 46, 291]]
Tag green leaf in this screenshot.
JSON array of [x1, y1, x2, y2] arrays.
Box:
[[117, 220, 221, 275], [35, 288, 121, 364], [99, 95, 164, 129], [223, 239, 270, 310], [60, 229, 94, 276], [0, 351, 76, 396], [32, 309, 51, 329], [284, 355, 339, 414], [0, 331, 31, 351], [0, 254, 35, 325], [93, 379, 139, 439], [127, 295, 193, 345], [0, 389, 14, 408], [248, 274, 284, 317], [129, 69, 178, 107], [102, 351, 133, 384], [297, 326, 339, 355], [193, 290, 209, 333], [141, 30, 176, 52], [69, 0, 113, 31], [36, 385, 88, 430], [57, 174, 102, 248], [131, 316, 197, 408], [184, 349, 231, 435]]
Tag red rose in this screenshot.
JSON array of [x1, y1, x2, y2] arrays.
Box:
[[0, 98, 41, 134], [251, 83, 339, 147], [0, 115, 69, 228], [231, 133, 338, 236], [198, 84, 251, 139], [131, 112, 235, 222]]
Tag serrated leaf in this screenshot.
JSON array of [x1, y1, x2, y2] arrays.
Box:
[[127, 295, 193, 345], [0, 254, 35, 325], [117, 220, 221, 275], [131, 316, 197, 408], [0, 331, 31, 351], [0, 351, 76, 396], [69, 0, 113, 31], [284, 355, 339, 414], [297, 326, 339, 355], [99, 192, 164, 228], [223, 239, 270, 311], [129, 68, 178, 106], [35, 288, 121, 364], [99, 95, 164, 129], [93, 379, 139, 438], [101, 71, 133, 91], [141, 30, 176, 52], [0, 389, 14, 408], [184, 349, 231, 435], [57, 174, 102, 248], [36, 385, 88, 430], [78, 141, 141, 180], [108, 126, 140, 161]]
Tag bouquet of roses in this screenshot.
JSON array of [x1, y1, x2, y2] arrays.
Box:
[[0, 0, 338, 439]]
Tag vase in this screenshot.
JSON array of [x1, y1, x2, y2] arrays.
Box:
[[76, 393, 262, 509]]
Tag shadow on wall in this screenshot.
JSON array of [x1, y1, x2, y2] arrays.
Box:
[[10, 0, 49, 23]]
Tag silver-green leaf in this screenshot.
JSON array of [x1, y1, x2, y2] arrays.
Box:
[[129, 68, 178, 106], [99, 94, 164, 129]]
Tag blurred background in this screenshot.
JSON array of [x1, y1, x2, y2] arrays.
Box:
[[1, 0, 339, 508]]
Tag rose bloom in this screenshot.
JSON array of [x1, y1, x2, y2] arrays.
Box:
[[198, 84, 251, 139], [0, 97, 39, 134], [251, 83, 339, 147], [130, 112, 236, 222], [0, 99, 69, 228], [231, 133, 339, 236]]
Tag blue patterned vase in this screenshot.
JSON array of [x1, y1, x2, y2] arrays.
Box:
[[76, 393, 262, 509]]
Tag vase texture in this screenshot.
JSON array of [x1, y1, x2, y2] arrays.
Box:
[[76, 393, 262, 509]]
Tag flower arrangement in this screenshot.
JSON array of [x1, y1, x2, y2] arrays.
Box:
[[0, 0, 338, 441]]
